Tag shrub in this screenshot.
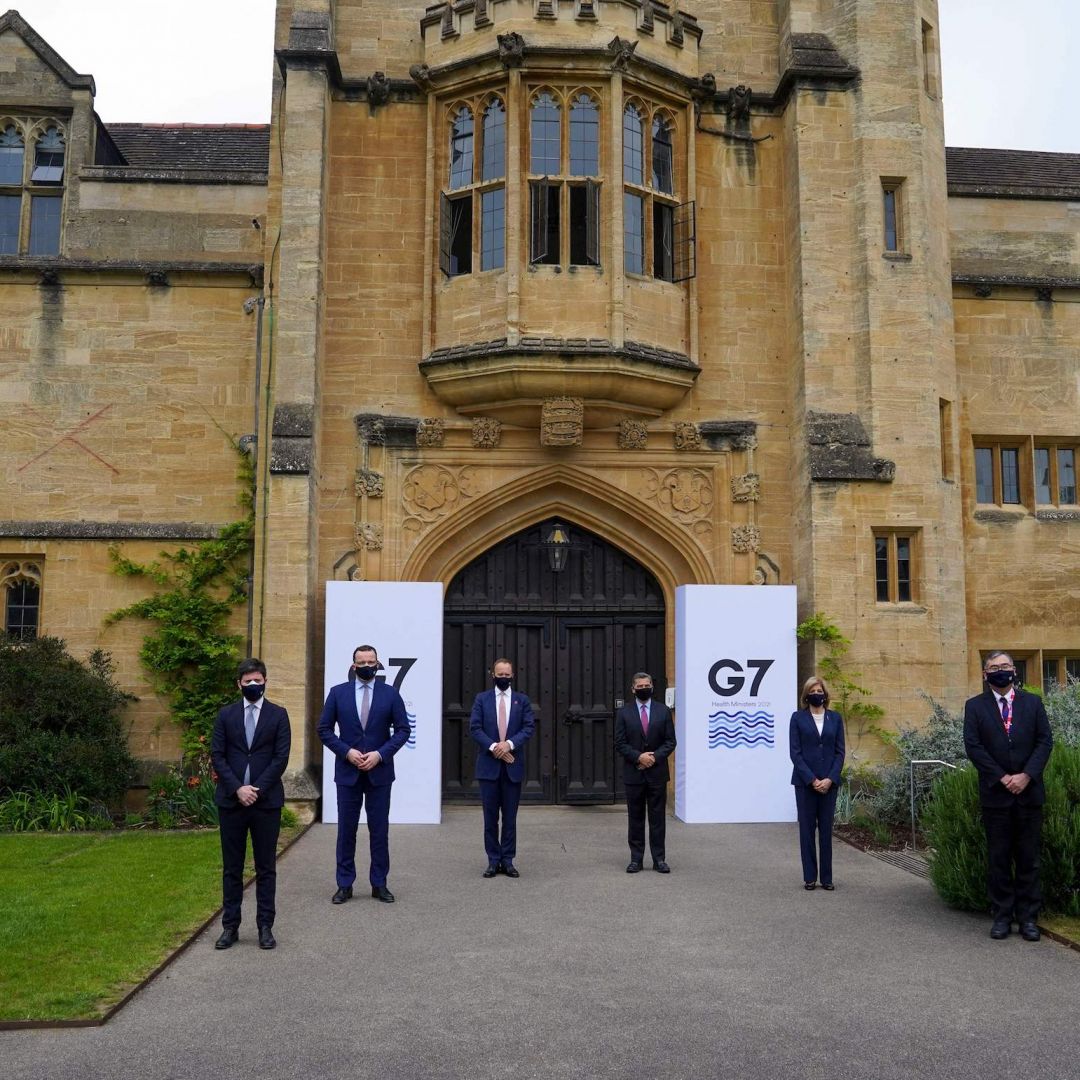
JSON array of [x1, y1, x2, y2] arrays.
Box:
[[0, 787, 113, 832], [924, 745, 1080, 916], [0, 637, 136, 804], [1044, 678, 1080, 747], [280, 806, 299, 829], [868, 696, 967, 825], [145, 747, 218, 828]]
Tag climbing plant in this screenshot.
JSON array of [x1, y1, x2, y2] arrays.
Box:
[[795, 612, 885, 757], [106, 444, 254, 759]]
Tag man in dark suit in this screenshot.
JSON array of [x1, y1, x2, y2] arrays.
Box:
[[319, 645, 410, 904], [210, 657, 292, 950], [469, 658, 535, 878], [963, 651, 1053, 941], [614, 671, 676, 874]]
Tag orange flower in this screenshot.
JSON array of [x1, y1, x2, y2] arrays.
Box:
[[187, 776, 201, 788]]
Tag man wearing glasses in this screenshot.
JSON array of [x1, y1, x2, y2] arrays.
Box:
[[963, 652, 1053, 941]]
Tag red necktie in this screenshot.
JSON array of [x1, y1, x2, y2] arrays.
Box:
[[1000, 696, 1011, 735], [640, 704, 649, 735]]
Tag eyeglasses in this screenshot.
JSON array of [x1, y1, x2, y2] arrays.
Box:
[[985, 663, 1014, 673]]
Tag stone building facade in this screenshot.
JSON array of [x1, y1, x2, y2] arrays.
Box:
[[2, 2, 1078, 810]]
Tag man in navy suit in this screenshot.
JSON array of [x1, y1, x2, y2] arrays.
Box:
[[964, 651, 1053, 941], [469, 658, 535, 878], [211, 657, 292, 950], [319, 645, 410, 904], [614, 672, 676, 873]]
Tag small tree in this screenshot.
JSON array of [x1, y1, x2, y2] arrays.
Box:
[[796, 612, 885, 758], [0, 636, 136, 804]]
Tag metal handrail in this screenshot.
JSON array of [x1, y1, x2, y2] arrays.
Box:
[[909, 759, 958, 852]]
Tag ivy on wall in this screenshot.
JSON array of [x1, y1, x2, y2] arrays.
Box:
[[796, 612, 885, 757], [106, 444, 255, 759]]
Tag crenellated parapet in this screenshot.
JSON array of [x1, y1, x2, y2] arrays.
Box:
[[417, 0, 701, 81]]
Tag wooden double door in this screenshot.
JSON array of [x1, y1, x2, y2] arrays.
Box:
[[442, 520, 666, 804]]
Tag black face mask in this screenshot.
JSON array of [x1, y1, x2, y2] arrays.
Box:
[[354, 664, 378, 681], [806, 693, 826, 708], [986, 669, 1015, 689], [241, 682, 265, 702], [634, 687, 653, 702], [493, 676, 512, 691]]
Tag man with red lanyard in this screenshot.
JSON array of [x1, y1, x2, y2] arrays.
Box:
[[963, 651, 1053, 941]]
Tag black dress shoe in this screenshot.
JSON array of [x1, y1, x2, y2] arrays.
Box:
[[372, 885, 395, 903], [258, 926, 276, 950], [331, 886, 353, 904], [653, 861, 671, 874], [1019, 921, 1041, 942], [483, 864, 499, 878], [503, 864, 520, 878], [821, 883, 835, 891], [214, 927, 239, 950], [626, 861, 642, 873], [804, 882, 817, 890], [990, 919, 1011, 939]]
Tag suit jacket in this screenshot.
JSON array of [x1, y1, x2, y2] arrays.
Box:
[[963, 688, 1053, 808], [614, 699, 677, 786], [789, 709, 845, 788], [318, 678, 411, 788], [211, 698, 292, 809], [469, 689, 536, 784]]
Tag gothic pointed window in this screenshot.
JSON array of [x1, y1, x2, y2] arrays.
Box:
[[528, 90, 601, 267], [449, 107, 474, 190], [441, 97, 507, 276], [530, 93, 561, 176], [0, 125, 22, 255]]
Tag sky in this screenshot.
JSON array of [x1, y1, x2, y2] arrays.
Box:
[[6, 0, 1080, 153]]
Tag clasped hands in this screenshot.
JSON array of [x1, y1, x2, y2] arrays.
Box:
[[1000, 772, 1031, 795], [236, 784, 260, 806], [811, 778, 833, 793], [636, 751, 656, 770], [346, 747, 382, 771], [492, 741, 515, 764]]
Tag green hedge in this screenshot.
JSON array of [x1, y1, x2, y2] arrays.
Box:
[[0, 637, 136, 805], [924, 744, 1080, 916]]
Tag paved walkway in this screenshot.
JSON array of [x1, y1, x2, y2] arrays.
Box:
[[4, 807, 1078, 1080]]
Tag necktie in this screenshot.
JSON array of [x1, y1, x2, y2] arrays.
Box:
[[1000, 696, 1011, 735], [360, 684, 370, 730], [243, 703, 256, 785], [640, 703, 649, 735], [498, 692, 508, 742]]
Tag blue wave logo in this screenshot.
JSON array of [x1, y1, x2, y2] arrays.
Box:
[[406, 710, 417, 749], [707, 709, 774, 750]]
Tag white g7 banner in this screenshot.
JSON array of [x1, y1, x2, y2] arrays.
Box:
[[322, 581, 442, 825], [674, 585, 798, 823]]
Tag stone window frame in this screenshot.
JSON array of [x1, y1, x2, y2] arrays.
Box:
[[440, 92, 508, 277], [0, 116, 66, 257], [1033, 440, 1079, 507], [973, 439, 1029, 508], [881, 176, 906, 255], [527, 84, 603, 268], [1041, 652, 1080, 691], [622, 96, 691, 282], [873, 528, 919, 605], [1, 558, 43, 641]]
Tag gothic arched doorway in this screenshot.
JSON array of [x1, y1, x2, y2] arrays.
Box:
[[442, 518, 667, 804]]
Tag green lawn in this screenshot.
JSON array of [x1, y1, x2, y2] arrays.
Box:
[[1041, 914, 1080, 948], [0, 829, 291, 1022]]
